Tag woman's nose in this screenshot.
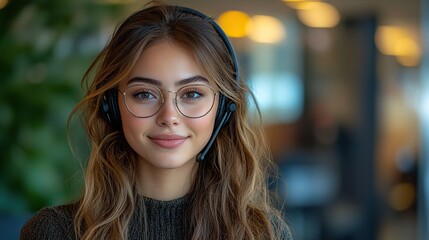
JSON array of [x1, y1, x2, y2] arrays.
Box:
[[155, 93, 180, 127]]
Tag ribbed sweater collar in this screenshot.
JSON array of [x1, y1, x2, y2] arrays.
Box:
[[139, 195, 189, 209], [128, 195, 188, 240]]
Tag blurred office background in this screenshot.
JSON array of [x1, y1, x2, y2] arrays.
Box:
[[0, 0, 428, 239]]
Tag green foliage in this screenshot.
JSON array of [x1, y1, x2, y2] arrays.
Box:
[[0, 0, 126, 213]]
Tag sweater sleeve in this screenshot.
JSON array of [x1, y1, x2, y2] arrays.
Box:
[[20, 205, 76, 240], [282, 224, 294, 240], [271, 214, 294, 240]]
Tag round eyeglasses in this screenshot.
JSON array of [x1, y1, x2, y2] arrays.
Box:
[[119, 83, 218, 118]]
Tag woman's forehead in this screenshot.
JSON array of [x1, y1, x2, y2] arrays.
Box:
[[120, 41, 213, 88]]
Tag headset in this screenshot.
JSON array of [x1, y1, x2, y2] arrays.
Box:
[[100, 6, 239, 162]]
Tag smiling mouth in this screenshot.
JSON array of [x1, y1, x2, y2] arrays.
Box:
[[148, 136, 188, 149]]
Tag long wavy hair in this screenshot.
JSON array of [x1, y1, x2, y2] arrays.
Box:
[[68, 2, 287, 239]]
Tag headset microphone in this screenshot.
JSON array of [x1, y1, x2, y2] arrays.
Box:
[[197, 102, 236, 162]]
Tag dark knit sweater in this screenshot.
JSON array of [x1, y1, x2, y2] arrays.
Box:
[[20, 196, 188, 240], [20, 195, 293, 239]]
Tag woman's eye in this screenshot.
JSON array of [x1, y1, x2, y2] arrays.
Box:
[[184, 91, 202, 99], [137, 92, 151, 99], [132, 90, 157, 101], [181, 89, 204, 100]]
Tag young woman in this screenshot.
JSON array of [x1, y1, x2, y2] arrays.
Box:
[[21, 2, 293, 240]]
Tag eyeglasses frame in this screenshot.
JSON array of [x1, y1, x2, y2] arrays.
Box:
[[118, 83, 219, 119]]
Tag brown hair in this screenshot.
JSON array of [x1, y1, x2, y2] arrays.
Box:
[[69, 2, 287, 239]]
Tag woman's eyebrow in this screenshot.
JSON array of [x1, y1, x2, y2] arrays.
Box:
[[127, 77, 161, 86], [126, 75, 209, 87], [175, 75, 209, 86]]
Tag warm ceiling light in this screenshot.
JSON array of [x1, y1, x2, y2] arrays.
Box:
[[0, 0, 8, 9], [246, 15, 286, 43], [375, 26, 421, 67], [389, 183, 416, 211], [375, 26, 407, 55], [394, 37, 421, 57], [283, 0, 322, 10], [396, 55, 421, 67], [217, 10, 251, 38], [296, 2, 340, 28], [395, 38, 421, 67]]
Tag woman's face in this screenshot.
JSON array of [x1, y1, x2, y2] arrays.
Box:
[[119, 40, 218, 171]]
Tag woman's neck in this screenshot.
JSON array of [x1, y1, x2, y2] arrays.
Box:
[[136, 158, 197, 201]]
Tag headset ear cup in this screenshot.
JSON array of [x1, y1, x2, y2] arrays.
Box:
[[101, 94, 112, 123], [101, 88, 122, 130], [108, 89, 122, 129]]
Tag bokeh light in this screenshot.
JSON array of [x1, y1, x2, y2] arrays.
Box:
[[246, 15, 286, 43], [389, 183, 416, 211], [217, 10, 251, 38], [296, 2, 340, 28], [0, 0, 8, 9], [283, 0, 322, 10], [375, 26, 421, 67]]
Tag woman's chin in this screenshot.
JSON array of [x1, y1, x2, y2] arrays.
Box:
[[139, 155, 197, 170]]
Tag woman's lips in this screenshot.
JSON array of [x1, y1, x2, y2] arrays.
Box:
[[148, 135, 188, 149]]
